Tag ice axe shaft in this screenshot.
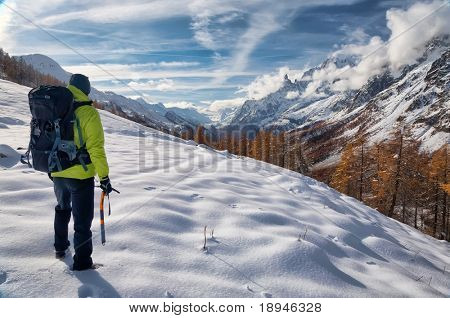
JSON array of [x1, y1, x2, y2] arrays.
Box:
[[99, 191, 106, 245]]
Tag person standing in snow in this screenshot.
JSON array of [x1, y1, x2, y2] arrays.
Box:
[[50, 74, 113, 271]]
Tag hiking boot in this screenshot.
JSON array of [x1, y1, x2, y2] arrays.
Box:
[[71, 262, 100, 271], [55, 248, 69, 259]]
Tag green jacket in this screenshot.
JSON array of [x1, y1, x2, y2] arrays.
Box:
[[51, 85, 109, 180]]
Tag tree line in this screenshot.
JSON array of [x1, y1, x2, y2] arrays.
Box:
[[0, 48, 63, 87], [183, 125, 310, 174], [184, 125, 449, 241], [330, 129, 449, 241]]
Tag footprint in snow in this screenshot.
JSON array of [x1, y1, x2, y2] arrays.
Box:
[[78, 284, 98, 298], [261, 292, 272, 298], [245, 285, 254, 293], [229, 204, 238, 208], [328, 235, 339, 242], [144, 186, 156, 191], [0, 270, 7, 284], [190, 193, 203, 200], [366, 261, 376, 265], [164, 291, 174, 298]]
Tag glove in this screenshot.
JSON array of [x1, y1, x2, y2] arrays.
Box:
[[100, 176, 113, 194]]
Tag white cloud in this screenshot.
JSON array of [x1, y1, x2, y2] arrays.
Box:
[[0, 4, 15, 51], [191, 15, 218, 50], [8, 0, 440, 115], [158, 61, 199, 68], [208, 98, 246, 112], [228, 10, 283, 73], [1, 0, 362, 92], [165, 101, 197, 109], [238, 68, 286, 100], [386, 0, 450, 70], [129, 79, 175, 91], [307, 36, 387, 92], [94, 81, 238, 95], [188, 1, 244, 51], [238, 67, 305, 100], [234, 0, 449, 101], [39, 0, 189, 25], [341, 26, 370, 44], [64, 61, 199, 70], [188, 0, 361, 83], [64, 62, 256, 81], [286, 91, 300, 99], [304, 0, 450, 94]]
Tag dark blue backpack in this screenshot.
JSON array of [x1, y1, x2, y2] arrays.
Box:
[[21, 86, 92, 173]]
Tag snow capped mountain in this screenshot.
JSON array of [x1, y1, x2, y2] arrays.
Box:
[[19, 54, 71, 83], [204, 106, 240, 124], [228, 38, 450, 166], [89, 88, 174, 130], [1, 78, 449, 297], [230, 75, 309, 127], [228, 55, 361, 128], [164, 107, 212, 126], [17, 54, 211, 131]]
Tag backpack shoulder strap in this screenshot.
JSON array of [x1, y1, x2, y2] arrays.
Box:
[[73, 100, 93, 110]]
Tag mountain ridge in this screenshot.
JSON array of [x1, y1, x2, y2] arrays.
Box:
[[226, 38, 449, 167], [18, 54, 211, 132]]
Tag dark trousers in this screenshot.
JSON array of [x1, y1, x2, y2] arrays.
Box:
[[53, 177, 94, 268]]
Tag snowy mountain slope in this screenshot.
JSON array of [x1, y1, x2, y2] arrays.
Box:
[[227, 55, 359, 128], [165, 107, 212, 126], [18, 54, 211, 129], [228, 41, 449, 166], [0, 79, 449, 297], [20, 54, 72, 83]]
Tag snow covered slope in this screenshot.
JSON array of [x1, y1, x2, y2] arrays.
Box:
[[20, 54, 72, 83], [0, 79, 449, 298]]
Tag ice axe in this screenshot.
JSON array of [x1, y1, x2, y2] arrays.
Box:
[[98, 187, 120, 245]]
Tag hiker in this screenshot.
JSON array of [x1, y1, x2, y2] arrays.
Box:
[[50, 74, 113, 270]]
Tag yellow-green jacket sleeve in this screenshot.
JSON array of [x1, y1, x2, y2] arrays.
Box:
[[83, 109, 109, 180]]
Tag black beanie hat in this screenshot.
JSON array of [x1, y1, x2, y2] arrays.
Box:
[[69, 74, 91, 95]]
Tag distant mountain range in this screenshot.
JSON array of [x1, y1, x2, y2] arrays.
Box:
[[19, 54, 211, 133], [19, 37, 449, 168], [224, 37, 449, 167]]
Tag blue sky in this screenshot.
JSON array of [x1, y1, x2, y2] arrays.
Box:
[[0, 0, 431, 110]]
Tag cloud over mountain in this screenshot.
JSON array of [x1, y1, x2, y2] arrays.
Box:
[[306, 0, 450, 93]]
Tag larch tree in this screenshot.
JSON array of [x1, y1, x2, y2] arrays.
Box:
[[429, 145, 449, 238], [194, 126, 206, 145], [330, 142, 357, 196]]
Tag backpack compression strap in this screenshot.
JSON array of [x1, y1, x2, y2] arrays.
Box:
[[75, 117, 90, 172], [72, 99, 93, 171], [20, 119, 39, 168]]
